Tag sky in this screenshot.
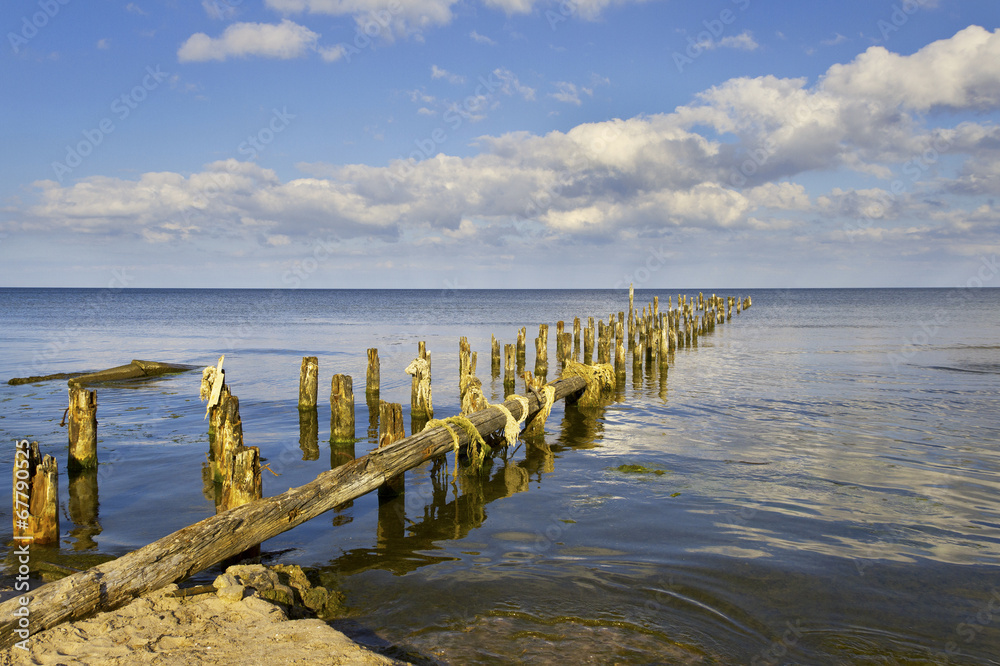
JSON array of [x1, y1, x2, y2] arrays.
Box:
[[1, 0, 998, 289]]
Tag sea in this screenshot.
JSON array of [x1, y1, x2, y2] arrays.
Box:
[[1, 287, 998, 665]]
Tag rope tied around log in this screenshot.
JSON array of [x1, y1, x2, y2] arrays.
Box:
[[425, 415, 489, 477], [492, 395, 529, 446], [560, 361, 615, 406]]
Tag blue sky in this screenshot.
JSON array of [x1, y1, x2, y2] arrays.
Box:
[[1, 0, 998, 288]]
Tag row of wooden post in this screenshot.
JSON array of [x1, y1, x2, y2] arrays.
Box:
[[12, 288, 751, 546]]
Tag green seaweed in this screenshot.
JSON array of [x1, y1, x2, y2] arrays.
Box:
[[613, 464, 667, 476]]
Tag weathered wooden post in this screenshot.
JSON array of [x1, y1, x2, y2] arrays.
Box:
[[405, 355, 433, 432], [491, 334, 501, 378], [378, 401, 405, 500], [516, 327, 526, 371], [534, 335, 548, 378], [330, 374, 355, 442], [13, 440, 59, 546], [573, 317, 581, 360], [298, 356, 319, 410], [559, 332, 572, 366], [67, 385, 98, 472], [504, 343, 516, 396], [615, 338, 627, 382], [366, 348, 380, 399], [584, 326, 595, 365], [215, 394, 261, 561]]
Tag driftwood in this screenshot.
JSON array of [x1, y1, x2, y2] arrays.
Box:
[[8, 360, 195, 386], [0, 375, 587, 649]]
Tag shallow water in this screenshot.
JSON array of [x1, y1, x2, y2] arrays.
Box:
[[1, 288, 999, 664]]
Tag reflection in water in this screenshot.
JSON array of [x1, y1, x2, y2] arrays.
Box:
[[330, 441, 356, 526], [67, 468, 101, 551], [298, 408, 319, 461]]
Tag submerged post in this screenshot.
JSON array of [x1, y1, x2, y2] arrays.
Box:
[[67, 385, 98, 471], [330, 374, 355, 442], [298, 356, 319, 410], [13, 440, 59, 546]]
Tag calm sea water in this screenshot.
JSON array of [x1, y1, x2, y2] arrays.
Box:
[[1, 288, 999, 664]]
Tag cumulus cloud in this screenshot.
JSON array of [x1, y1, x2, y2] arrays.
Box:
[[12, 24, 1000, 272], [178, 19, 328, 62], [822, 25, 1000, 111]]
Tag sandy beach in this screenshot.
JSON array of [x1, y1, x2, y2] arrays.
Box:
[[0, 567, 413, 666]]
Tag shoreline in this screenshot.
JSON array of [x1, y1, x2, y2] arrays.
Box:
[[0, 567, 419, 666]]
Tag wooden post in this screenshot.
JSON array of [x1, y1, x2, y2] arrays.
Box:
[[583, 326, 595, 365], [68, 385, 98, 471], [13, 440, 59, 546], [366, 348, 380, 398], [504, 343, 516, 396], [614, 338, 626, 381], [559, 332, 572, 365], [491, 334, 501, 378], [330, 374, 355, 443], [0, 376, 589, 648], [215, 392, 244, 490], [378, 401, 405, 500], [534, 335, 548, 377], [516, 327, 526, 371], [405, 355, 433, 428], [573, 317, 581, 360], [298, 356, 319, 410]]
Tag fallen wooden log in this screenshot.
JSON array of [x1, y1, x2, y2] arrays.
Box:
[[0, 375, 588, 649], [67, 360, 196, 386]]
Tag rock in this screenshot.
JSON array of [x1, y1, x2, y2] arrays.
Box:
[[216, 585, 247, 603]]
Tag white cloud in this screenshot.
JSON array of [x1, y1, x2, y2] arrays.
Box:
[[493, 67, 535, 100], [470, 30, 497, 46], [717, 31, 758, 51], [431, 65, 465, 84], [822, 25, 1000, 111], [549, 81, 593, 106], [177, 19, 327, 62], [265, 0, 460, 39], [97, 38, 110, 50], [695, 31, 758, 52], [12, 25, 1000, 283]]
